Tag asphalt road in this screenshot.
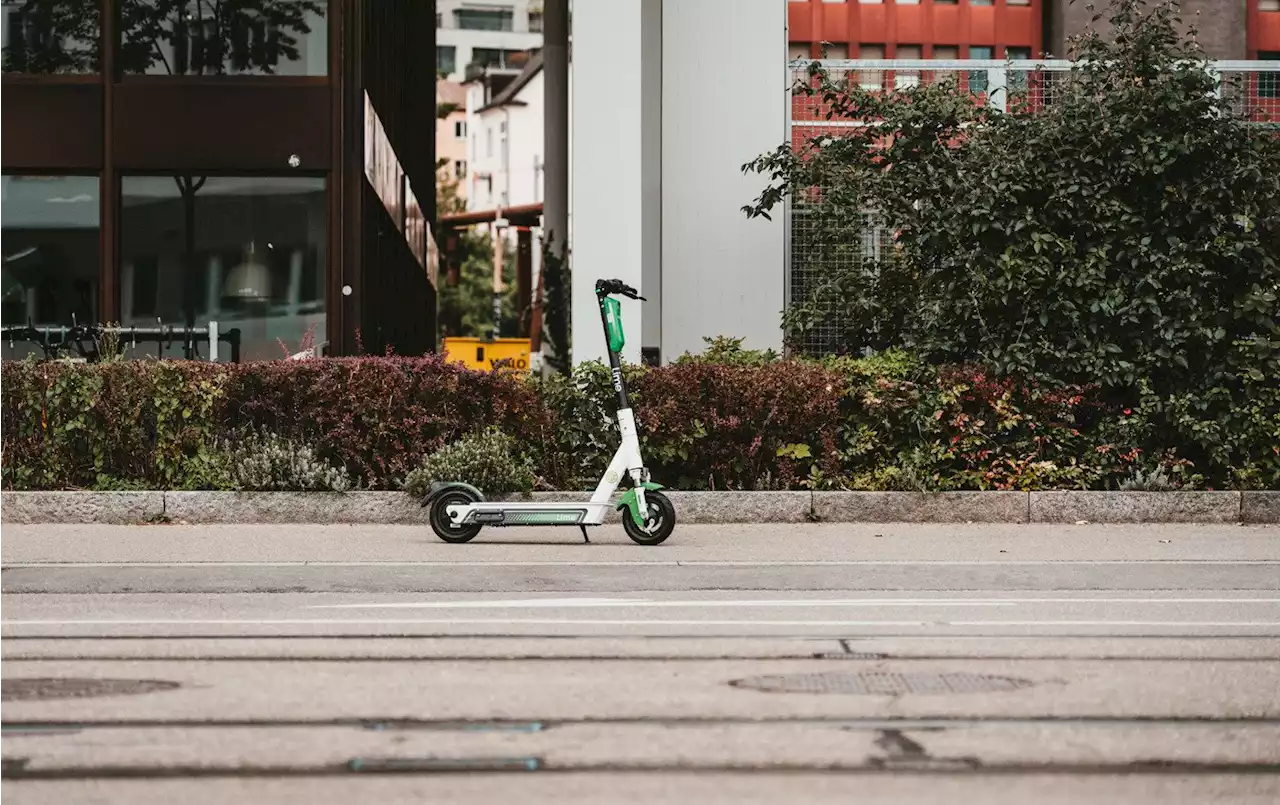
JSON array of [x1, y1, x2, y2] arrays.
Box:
[[3, 522, 1279, 804]]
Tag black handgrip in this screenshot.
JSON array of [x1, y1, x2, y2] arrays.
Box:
[[595, 278, 646, 301]]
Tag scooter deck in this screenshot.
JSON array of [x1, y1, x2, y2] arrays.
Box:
[[448, 501, 615, 527]]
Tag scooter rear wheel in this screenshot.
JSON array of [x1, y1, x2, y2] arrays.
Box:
[[430, 490, 483, 543], [622, 490, 676, 546]]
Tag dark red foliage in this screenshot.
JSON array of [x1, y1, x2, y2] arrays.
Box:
[[224, 356, 550, 487], [631, 360, 845, 490]]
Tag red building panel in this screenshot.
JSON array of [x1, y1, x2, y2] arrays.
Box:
[[788, 0, 1044, 60], [1249, 2, 1280, 56]]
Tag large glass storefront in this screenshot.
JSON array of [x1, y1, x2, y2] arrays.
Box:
[[0, 174, 325, 362], [3, 0, 437, 360], [119, 176, 327, 360], [1, 175, 101, 359]]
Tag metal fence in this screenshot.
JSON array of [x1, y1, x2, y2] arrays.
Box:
[[784, 59, 1280, 356]]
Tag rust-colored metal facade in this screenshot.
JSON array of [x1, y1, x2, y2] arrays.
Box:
[[788, 0, 1046, 60], [1, 0, 437, 358], [1250, 0, 1280, 57], [789, 1, 1280, 60]]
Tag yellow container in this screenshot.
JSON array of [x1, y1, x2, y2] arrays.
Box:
[[442, 337, 532, 372]]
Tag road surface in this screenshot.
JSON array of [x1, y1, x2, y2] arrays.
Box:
[[3, 522, 1279, 804]]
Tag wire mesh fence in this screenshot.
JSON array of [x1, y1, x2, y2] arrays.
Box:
[[784, 59, 1280, 356]]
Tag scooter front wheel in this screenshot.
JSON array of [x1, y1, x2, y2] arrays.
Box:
[[430, 490, 483, 543], [622, 490, 676, 546]]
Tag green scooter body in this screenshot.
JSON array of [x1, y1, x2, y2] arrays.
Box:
[[604, 297, 625, 353]]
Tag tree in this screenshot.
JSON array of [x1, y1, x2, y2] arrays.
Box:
[[1, 0, 100, 73], [2, 1, 324, 75], [744, 0, 1279, 398], [118, 0, 324, 76]]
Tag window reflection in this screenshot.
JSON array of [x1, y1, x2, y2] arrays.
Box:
[[120, 176, 326, 361], [120, 0, 327, 76], [1, 175, 100, 360], [1, 0, 100, 74]]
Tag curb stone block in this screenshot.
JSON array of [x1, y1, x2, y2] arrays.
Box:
[[0, 491, 165, 525], [1241, 492, 1280, 525], [812, 492, 1028, 523], [162, 491, 431, 525], [1030, 491, 1241, 523], [663, 491, 814, 524], [2, 490, 1270, 525]]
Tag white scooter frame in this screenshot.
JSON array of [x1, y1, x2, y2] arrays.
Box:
[[422, 278, 676, 545]]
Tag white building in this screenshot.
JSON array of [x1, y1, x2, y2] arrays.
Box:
[[464, 53, 549, 212], [436, 0, 544, 82], [570, 0, 787, 367]]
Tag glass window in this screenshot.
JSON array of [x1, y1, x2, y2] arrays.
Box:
[[436, 44, 455, 75], [1261, 53, 1280, 99], [859, 44, 884, 90], [528, 10, 542, 33], [895, 45, 922, 89], [969, 45, 993, 94], [454, 8, 513, 31], [470, 46, 525, 70], [1, 175, 100, 360], [120, 176, 326, 361], [1, 0, 100, 74], [1007, 46, 1032, 93], [119, 0, 328, 76]]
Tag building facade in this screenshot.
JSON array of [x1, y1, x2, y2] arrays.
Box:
[[435, 0, 543, 82], [786, 0, 1280, 61], [464, 51, 548, 213], [437, 80, 470, 205], [1, 0, 438, 361], [787, 0, 1043, 62]]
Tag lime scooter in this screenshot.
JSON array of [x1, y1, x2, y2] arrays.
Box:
[[423, 278, 676, 546]]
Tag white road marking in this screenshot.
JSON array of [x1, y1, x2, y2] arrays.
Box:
[[5, 619, 1280, 628], [5, 560, 1278, 568], [306, 597, 1280, 610], [308, 598, 1015, 610]]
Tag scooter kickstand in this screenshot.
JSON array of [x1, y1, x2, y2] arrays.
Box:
[[579, 525, 590, 544]]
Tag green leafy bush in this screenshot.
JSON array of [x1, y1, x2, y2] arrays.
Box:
[[219, 431, 352, 492], [2, 347, 1274, 492], [743, 0, 1280, 474], [402, 426, 536, 499]]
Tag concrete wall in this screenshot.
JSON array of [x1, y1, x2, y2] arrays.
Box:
[[571, 0, 657, 365], [660, 0, 787, 361], [1051, 0, 1247, 59], [570, 0, 787, 367]]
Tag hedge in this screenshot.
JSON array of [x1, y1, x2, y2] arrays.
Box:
[[1, 345, 1276, 493]]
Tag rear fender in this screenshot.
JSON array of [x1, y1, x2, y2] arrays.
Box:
[[420, 481, 485, 507]]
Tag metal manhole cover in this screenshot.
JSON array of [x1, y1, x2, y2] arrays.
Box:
[[2, 678, 182, 702], [731, 671, 1035, 695]]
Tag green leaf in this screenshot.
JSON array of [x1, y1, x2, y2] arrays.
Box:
[[777, 443, 813, 460]]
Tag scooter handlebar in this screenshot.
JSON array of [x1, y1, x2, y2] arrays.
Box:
[[595, 278, 646, 301]]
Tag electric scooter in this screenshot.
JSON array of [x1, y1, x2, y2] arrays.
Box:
[[422, 278, 676, 546]]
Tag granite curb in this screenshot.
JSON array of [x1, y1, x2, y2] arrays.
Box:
[[3, 490, 1276, 525], [1028, 491, 1242, 524]]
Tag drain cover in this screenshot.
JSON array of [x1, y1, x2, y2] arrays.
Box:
[[2, 678, 181, 702], [732, 671, 1035, 695]]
